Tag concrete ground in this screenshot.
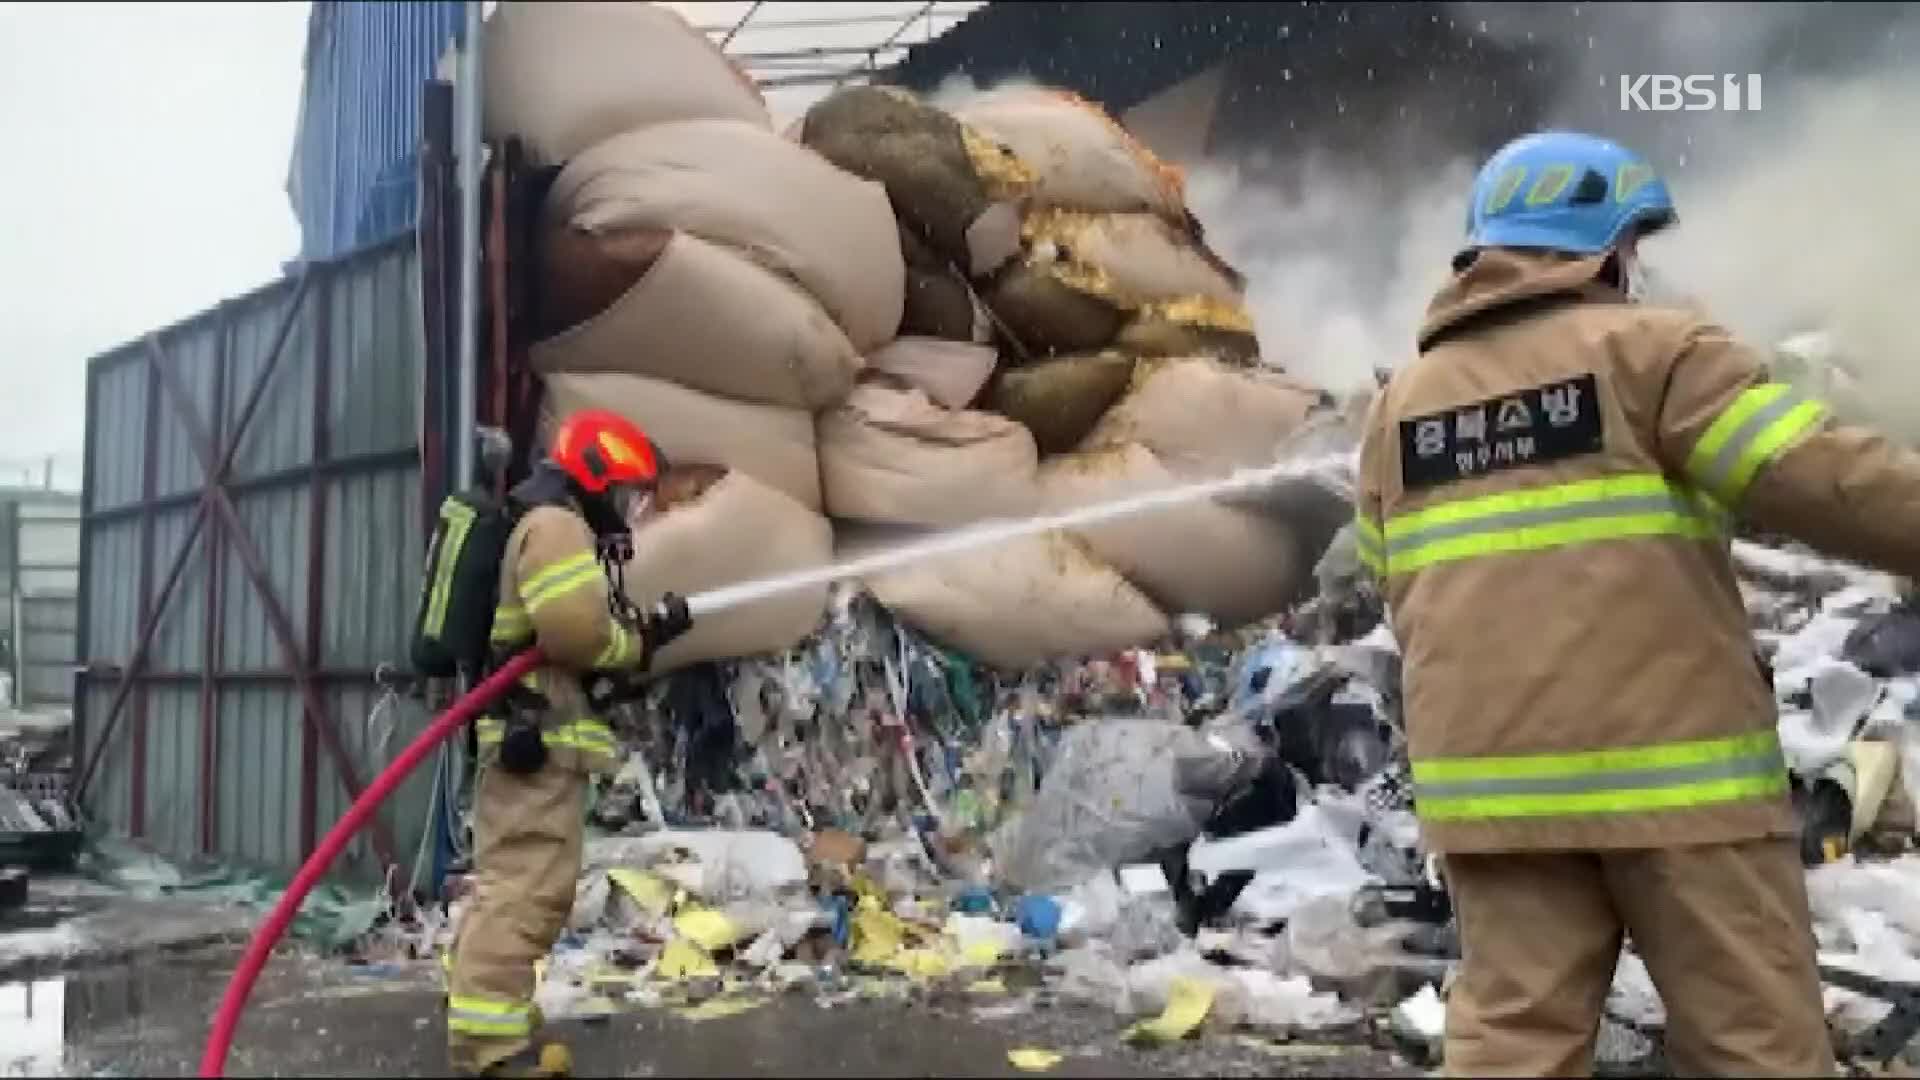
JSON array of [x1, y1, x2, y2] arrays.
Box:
[[0, 879, 1421, 1078], [0, 875, 256, 981], [3, 946, 1424, 1078]]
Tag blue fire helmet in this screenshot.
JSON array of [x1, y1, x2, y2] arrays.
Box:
[[1464, 131, 1677, 254]]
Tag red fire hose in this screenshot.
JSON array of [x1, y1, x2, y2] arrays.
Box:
[[198, 649, 544, 1078]]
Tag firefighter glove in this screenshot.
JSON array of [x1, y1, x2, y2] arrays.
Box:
[[647, 592, 693, 647]]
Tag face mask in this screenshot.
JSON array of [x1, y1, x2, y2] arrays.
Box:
[[1618, 248, 1648, 304]]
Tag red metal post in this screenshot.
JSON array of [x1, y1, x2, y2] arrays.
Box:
[[199, 317, 230, 854], [130, 343, 162, 837], [300, 274, 334, 860]]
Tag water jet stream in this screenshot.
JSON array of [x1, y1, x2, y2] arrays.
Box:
[[683, 451, 1354, 619]]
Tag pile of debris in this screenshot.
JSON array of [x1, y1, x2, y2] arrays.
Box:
[[51, 528, 1920, 1069], [332, 533, 1920, 1072]]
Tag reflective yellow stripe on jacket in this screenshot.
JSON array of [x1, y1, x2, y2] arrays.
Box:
[[491, 601, 638, 667], [446, 993, 532, 1037], [490, 602, 532, 648], [594, 621, 642, 668], [1353, 512, 1386, 576], [1686, 382, 1828, 506], [1413, 729, 1788, 821], [520, 551, 603, 614], [1371, 472, 1724, 578]]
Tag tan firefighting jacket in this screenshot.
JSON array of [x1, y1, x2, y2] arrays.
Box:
[[1356, 248, 1920, 854], [478, 504, 650, 775]]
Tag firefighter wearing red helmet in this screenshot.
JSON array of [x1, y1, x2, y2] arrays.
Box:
[[447, 410, 690, 1078]]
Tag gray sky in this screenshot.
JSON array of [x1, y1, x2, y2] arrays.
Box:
[[0, 1, 308, 491], [0, 1, 973, 493]]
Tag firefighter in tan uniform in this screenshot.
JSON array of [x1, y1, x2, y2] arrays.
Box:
[[448, 410, 691, 1077], [1357, 131, 1920, 1076]]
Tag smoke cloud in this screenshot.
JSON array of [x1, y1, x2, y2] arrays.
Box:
[[908, 9, 1919, 435], [1183, 2, 1920, 429]]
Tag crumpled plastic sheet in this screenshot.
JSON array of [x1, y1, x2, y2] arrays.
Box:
[[1777, 657, 1881, 774], [1770, 613, 1872, 674], [1277, 894, 1413, 985], [1188, 800, 1379, 924], [1120, 947, 1356, 1033], [584, 831, 809, 899], [992, 718, 1267, 893]]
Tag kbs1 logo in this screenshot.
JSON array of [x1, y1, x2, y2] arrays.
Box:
[[1618, 74, 1763, 112]]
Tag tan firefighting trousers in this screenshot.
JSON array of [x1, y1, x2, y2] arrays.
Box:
[[1443, 838, 1835, 1078], [446, 751, 589, 1074]]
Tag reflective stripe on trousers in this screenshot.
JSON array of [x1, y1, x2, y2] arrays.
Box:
[[1413, 729, 1788, 821], [475, 716, 617, 758], [447, 993, 532, 1038]]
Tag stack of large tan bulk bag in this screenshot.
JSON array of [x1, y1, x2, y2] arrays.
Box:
[[484, 1, 770, 165], [797, 83, 1339, 655], [486, 1, 906, 675], [488, 10, 1349, 673]]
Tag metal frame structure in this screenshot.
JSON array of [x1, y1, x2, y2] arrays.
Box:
[[698, 1, 985, 91]]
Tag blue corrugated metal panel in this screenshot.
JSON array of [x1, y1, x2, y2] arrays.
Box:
[[288, 1, 465, 263], [80, 238, 433, 879]]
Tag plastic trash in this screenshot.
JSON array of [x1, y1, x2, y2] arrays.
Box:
[[1773, 614, 1869, 673], [1108, 894, 1185, 960], [1229, 968, 1357, 1033], [1811, 661, 1881, 739], [951, 885, 995, 915], [1189, 803, 1378, 923], [1007, 1048, 1064, 1072], [1280, 893, 1416, 992], [585, 831, 809, 899], [1016, 894, 1063, 940], [1052, 943, 1132, 1010], [1846, 608, 1920, 677], [1390, 984, 1446, 1055], [945, 913, 1024, 966], [1124, 976, 1215, 1044], [1124, 949, 1229, 1015], [994, 719, 1264, 892]]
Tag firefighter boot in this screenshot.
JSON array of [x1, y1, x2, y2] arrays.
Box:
[[466, 1041, 573, 1079]]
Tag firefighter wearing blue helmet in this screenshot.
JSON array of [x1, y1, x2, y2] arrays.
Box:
[[1357, 130, 1920, 1075]]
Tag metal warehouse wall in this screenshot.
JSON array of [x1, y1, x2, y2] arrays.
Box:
[[74, 236, 436, 878], [0, 490, 82, 708], [286, 1, 466, 264]]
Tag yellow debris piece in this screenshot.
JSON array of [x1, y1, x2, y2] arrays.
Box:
[[607, 868, 675, 916], [655, 938, 719, 981], [1007, 1047, 1064, 1072], [673, 907, 742, 952], [967, 978, 1008, 995], [887, 948, 951, 979], [959, 940, 1005, 969], [851, 899, 909, 966], [674, 996, 766, 1022], [1124, 977, 1215, 1045]]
